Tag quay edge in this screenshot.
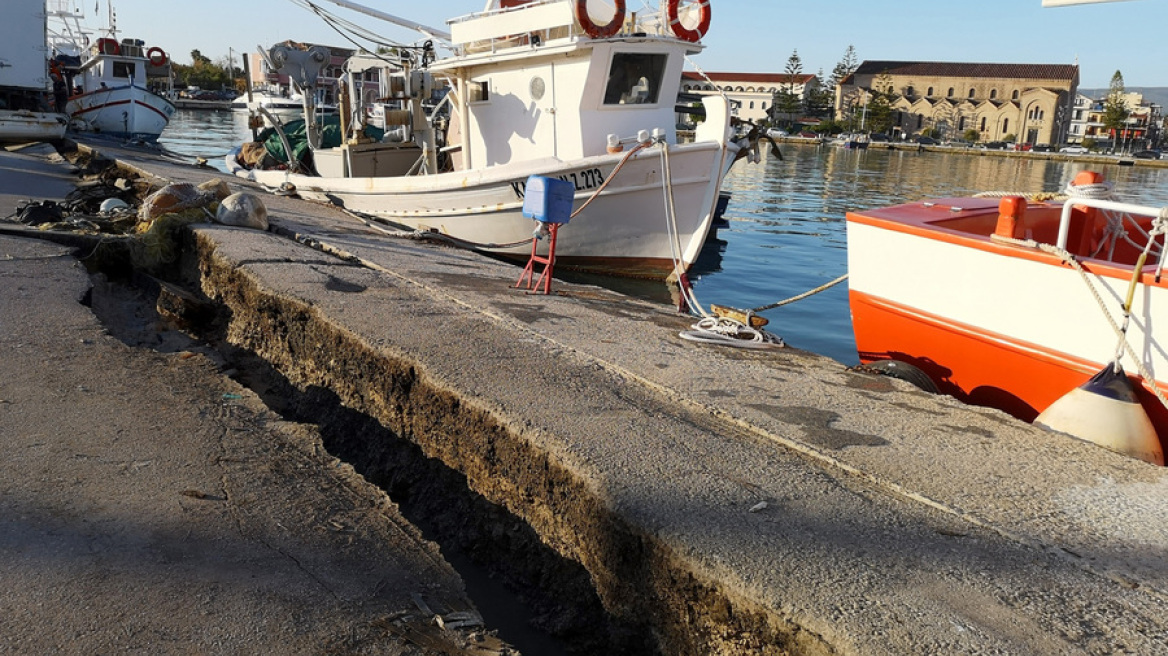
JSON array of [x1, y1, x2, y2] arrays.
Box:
[[15, 139, 1168, 654]]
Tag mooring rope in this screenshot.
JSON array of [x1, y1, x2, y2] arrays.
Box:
[[991, 229, 1168, 414]]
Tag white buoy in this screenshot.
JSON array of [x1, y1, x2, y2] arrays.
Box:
[[1035, 364, 1164, 466]]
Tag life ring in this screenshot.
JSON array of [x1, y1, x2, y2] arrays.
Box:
[[147, 47, 169, 67], [96, 37, 120, 56], [666, 0, 712, 42], [575, 0, 626, 39]]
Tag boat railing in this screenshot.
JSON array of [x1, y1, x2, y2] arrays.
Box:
[[1056, 197, 1168, 255], [450, 0, 673, 55]]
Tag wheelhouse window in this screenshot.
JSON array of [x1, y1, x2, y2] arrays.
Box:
[[604, 53, 667, 105], [112, 61, 137, 79]]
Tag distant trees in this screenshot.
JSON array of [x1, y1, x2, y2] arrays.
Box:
[[173, 49, 238, 91], [829, 45, 858, 93], [771, 49, 805, 128], [831, 45, 860, 124], [1102, 70, 1131, 150], [804, 68, 834, 120], [854, 71, 894, 134]]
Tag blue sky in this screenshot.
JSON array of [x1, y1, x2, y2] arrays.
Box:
[[88, 0, 1165, 88]]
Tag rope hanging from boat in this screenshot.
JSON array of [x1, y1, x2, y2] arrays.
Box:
[[653, 133, 789, 348], [993, 221, 1168, 415]]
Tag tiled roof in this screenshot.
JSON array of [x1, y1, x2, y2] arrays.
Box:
[[681, 71, 816, 84], [848, 61, 1079, 82]]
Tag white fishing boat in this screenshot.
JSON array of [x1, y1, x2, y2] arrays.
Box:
[[0, 0, 67, 144], [46, 0, 175, 142], [847, 172, 1167, 465], [228, 0, 753, 280], [231, 86, 336, 124]]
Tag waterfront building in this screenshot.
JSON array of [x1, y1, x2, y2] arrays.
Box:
[[836, 61, 1079, 145], [1067, 91, 1160, 150], [680, 71, 818, 123]]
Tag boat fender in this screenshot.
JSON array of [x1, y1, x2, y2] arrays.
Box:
[[576, 0, 626, 39], [147, 47, 169, 67], [854, 359, 939, 394], [666, 0, 712, 42], [1035, 364, 1164, 465]]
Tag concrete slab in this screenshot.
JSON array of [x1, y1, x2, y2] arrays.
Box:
[[0, 150, 497, 654], [24, 139, 1168, 654]]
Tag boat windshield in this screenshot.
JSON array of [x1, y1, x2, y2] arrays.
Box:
[[112, 61, 137, 80], [603, 53, 667, 105]]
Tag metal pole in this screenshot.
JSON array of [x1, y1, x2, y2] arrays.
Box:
[[313, 0, 452, 42], [242, 53, 257, 140]]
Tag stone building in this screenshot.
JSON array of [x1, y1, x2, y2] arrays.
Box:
[[837, 61, 1079, 144], [680, 71, 817, 123]]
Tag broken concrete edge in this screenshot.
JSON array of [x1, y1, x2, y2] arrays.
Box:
[[190, 228, 840, 655], [263, 213, 1168, 610]]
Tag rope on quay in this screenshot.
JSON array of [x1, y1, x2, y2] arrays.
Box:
[[678, 274, 849, 349]]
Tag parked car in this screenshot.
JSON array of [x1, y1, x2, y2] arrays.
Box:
[[914, 136, 938, 145], [1132, 150, 1161, 160], [1032, 144, 1054, 153], [868, 133, 890, 142], [766, 128, 788, 139], [1060, 145, 1089, 154], [985, 141, 1008, 150]]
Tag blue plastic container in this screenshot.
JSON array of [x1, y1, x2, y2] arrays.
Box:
[[522, 175, 575, 224]]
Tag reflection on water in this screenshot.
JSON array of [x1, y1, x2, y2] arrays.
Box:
[[160, 111, 1168, 364], [159, 108, 253, 172]]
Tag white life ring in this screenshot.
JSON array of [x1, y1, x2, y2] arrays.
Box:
[[667, 0, 712, 42], [576, 0, 626, 39]]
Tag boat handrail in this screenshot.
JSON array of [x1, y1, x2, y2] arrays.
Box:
[[1057, 197, 1168, 252]]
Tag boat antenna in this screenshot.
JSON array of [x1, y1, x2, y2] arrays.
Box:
[[294, 0, 452, 43]]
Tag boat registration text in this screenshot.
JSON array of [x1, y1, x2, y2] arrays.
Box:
[[510, 168, 606, 199]]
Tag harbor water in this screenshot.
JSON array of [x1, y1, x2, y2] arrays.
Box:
[[160, 109, 1168, 365]]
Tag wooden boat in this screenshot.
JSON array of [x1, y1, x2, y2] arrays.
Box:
[[228, 0, 751, 280], [47, 1, 175, 141], [847, 172, 1168, 464]]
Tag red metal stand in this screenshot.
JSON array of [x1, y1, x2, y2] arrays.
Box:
[[515, 222, 560, 294]]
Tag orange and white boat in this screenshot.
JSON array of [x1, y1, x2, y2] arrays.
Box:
[[847, 172, 1168, 465]]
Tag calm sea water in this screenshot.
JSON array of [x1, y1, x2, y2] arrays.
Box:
[[160, 110, 1168, 365]]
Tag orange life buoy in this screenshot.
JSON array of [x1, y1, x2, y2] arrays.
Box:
[[667, 0, 712, 42], [575, 0, 626, 39], [147, 47, 168, 67], [96, 37, 120, 56]]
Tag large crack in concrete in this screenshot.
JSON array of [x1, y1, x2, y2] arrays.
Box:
[[183, 229, 836, 656]]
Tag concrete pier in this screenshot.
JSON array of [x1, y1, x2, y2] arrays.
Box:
[[3, 140, 1168, 654]]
